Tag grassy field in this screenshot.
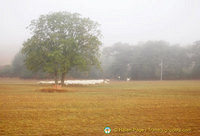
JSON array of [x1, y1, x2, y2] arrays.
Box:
[[0, 79, 200, 136]]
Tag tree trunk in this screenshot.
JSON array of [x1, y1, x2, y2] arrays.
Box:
[[54, 71, 58, 85], [61, 72, 66, 86]]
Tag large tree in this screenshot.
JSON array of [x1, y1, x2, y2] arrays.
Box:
[[22, 12, 102, 85]]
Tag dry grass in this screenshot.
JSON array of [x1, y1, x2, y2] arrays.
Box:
[[0, 79, 200, 136]]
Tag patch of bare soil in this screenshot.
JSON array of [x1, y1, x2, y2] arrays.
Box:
[[37, 88, 68, 93]]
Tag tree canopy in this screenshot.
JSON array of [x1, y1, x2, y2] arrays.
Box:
[[22, 12, 102, 85]]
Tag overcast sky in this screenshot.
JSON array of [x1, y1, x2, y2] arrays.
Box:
[[0, 0, 200, 65]]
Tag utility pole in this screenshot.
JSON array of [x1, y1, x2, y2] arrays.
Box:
[[160, 59, 163, 80]]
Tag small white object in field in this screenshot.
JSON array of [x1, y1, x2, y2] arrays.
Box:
[[126, 78, 130, 81], [118, 76, 120, 80], [38, 79, 110, 85]]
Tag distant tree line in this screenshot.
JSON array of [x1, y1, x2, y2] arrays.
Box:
[[1, 40, 200, 80], [0, 51, 50, 79], [102, 41, 200, 80], [0, 50, 102, 79]]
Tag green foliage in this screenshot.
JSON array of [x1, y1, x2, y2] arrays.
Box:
[[22, 11, 102, 82]]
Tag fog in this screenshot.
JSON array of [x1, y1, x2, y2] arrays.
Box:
[[0, 0, 200, 65]]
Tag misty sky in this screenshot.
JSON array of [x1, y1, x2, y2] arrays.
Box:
[[0, 0, 200, 65]]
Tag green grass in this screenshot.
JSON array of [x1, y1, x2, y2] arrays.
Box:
[[0, 80, 200, 136]]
